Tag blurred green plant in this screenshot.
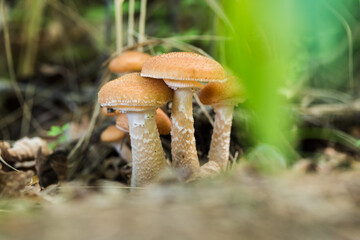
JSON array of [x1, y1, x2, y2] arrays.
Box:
[[214, 0, 356, 169], [47, 123, 69, 150], [215, 0, 303, 167]]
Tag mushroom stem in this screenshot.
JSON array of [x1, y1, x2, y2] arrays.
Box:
[[112, 142, 132, 164], [208, 104, 234, 170], [198, 161, 221, 179], [171, 88, 200, 180], [127, 109, 165, 187]]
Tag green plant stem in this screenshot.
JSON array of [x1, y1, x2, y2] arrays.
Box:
[[128, 0, 135, 46], [115, 0, 123, 54], [1, 0, 44, 135], [18, 0, 46, 77], [138, 0, 147, 51]]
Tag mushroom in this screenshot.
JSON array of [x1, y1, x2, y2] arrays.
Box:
[[98, 73, 173, 186], [198, 77, 245, 170], [141, 52, 226, 180], [109, 51, 151, 75], [116, 108, 171, 135], [100, 125, 132, 164]]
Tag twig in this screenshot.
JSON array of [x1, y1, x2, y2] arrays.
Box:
[[21, 84, 36, 136], [193, 93, 214, 127], [324, 2, 354, 95], [1, 0, 24, 109], [48, 0, 108, 52], [167, 40, 212, 58], [1, 0, 44, 135], [300, 99, 360, 125], [0, 155, 19, 172], [67, 69, 112, 179], [102, 35, 226, 67]]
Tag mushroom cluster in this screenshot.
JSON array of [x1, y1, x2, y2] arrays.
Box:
[[98, 51, 244, 187]]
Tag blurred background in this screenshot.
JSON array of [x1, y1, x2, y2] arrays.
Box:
[[0, 0, 360, 174], [0, 0, 215, 138]]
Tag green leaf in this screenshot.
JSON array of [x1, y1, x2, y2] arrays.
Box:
[[47, 126, 62, 137], [58, 135, 67, 144], [48, 142, 57, 150], [61, 123, 70, 131]]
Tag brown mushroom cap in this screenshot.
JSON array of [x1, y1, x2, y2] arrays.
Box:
[[109, 51, 151, 74], [141, 52, 226, 82], [98, 73, 173, 110], [101, 107, 121, 117], [116, 108, 171, 135], [101, 125, 126, 142], [199, 76, 245, 105], [154, 108, 171, 135], [115, 113, 128, 132]]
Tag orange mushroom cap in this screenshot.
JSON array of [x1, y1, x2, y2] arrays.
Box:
[[115, 113, 128, 132], [116, 108, 171, 135], [98, 73, 173, 110], [141, 52, 226, 83], [109, 51, 151, 74], [199, 76, 245, 106], [101, 125, 126, 142], [154, 108, 171, 135]]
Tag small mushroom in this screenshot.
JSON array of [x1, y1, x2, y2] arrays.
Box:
[[101, 125, 132, 164], [101, 107, 120, 117], [199, 77, 245, 170], [141, 52, 226, 180], [109, 51, 151, 75], [116, 108, 171, 135], [98, 73, 173, 187]]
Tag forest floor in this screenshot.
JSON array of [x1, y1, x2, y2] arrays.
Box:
[[0, 162, 359, 240]]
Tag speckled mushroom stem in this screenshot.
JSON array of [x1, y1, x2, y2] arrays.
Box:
[[208, 104, 234, 170], [171, 88, 200, 180], [127, 109, 166, 187], [198, 161, 221, 179]]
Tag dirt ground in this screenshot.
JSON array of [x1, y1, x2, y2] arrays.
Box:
[[1, 166, 359, 240]]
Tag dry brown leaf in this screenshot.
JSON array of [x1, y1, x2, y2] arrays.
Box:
[[8, 137, 52, 160], [0, 137, 52, 164]]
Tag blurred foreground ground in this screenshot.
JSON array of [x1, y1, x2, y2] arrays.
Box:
[[1, 166, 359, 240]]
